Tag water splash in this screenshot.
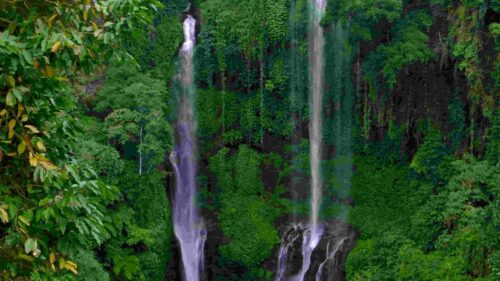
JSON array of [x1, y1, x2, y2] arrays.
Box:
[[275, 226, 301, 281], [171, 15, 206, 281], [315, 238, 347, 281], [289, 225, 324, 281], [181, 16, 196, 54], [275, 224, 323, 281]]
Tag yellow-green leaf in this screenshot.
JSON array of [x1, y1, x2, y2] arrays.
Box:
[[17, 103, 24, 116], [24, 125, 40, 133], [6, 92, 15, 106], [51, 41, 62, 53], [8, 119, 16, 130], [18, 215, 30, 226], [40, 160, 57, 170], [48, 14, 58, 26], [0, 206, 9, 223], [29, 152, 38, 167], [36, 141, 46, 152], [59, 257, 66, 270], [6, 75, 15, 87], [64, 260, 78, 274], [18, 254, 35, 262], [18, 142, 26, 154]]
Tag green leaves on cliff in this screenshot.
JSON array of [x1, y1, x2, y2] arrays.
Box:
[[209, 145, 283, 268], [361, 10, 433, 89], [348, 137, 500, 280], [201, 0, 288, 58]]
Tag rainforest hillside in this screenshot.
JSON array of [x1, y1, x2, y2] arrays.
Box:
[[0, 0, 499, 281]]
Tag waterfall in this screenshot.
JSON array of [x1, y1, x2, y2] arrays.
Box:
[[275, 226, 301, 281], [295, 0, 328, 277], [275, 225, 323, 281], [170, 15, 206, 281], [309, 0, 326, 232], [275, 1, 327, 280], [290, 226, 323, 281], [315, 238, 347, 281]]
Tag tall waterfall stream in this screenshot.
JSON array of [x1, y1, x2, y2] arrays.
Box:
[[274, 1, 356, 280], [171, 15, 206, 281]]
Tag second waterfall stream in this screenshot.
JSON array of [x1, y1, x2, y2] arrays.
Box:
[[275, 0, 327, 280], [170, 15, 206, 281]]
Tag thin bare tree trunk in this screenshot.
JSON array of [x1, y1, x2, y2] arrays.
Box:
[[139, 125, 143, 175], [259, 51, 264, 146], [221, 73, 226, 146]]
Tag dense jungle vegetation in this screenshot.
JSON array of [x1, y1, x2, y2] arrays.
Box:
[[0, 0, 499, 280]]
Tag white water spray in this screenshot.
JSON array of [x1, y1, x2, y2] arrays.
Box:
[[171, 15, 206, 281], [315, 238, 347, 281], [275, 226, 301, 281]]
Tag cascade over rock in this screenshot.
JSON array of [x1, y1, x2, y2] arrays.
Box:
[[273, 1, 357, 280], [171, 15, 206, 281], [274, 1, 327, 280]]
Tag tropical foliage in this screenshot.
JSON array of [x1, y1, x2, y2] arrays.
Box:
[[1, 0, 498, 280]]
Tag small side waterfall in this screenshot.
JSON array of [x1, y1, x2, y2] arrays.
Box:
[[171, 15, 206, 281], [315, 238, 347, 281], [275, 226, 302, 281]]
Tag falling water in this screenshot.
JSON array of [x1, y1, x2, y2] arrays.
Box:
[[170, 15, 206, 281], [299, 0, 328, 277], [290, 226, 323, 281], [275, 224, 323, 281], [309, 0, 326, 231], [275, 1, 327, 280], [275, 226, 301, 281], [315, 238, 347, 281]]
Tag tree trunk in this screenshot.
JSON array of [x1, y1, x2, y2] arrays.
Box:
[[356, 43, 361, 96], [259, 50, 264, 146], [247, 59, 252, 143], [221, 73, 226, 146], [139, 125, 143, 175]]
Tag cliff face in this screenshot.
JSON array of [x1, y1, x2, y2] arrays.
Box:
[[3, 0, 497, 280], [165, 1, 498, 280]]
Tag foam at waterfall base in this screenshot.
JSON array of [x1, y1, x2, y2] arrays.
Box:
[[274, 220, 356, 281]]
